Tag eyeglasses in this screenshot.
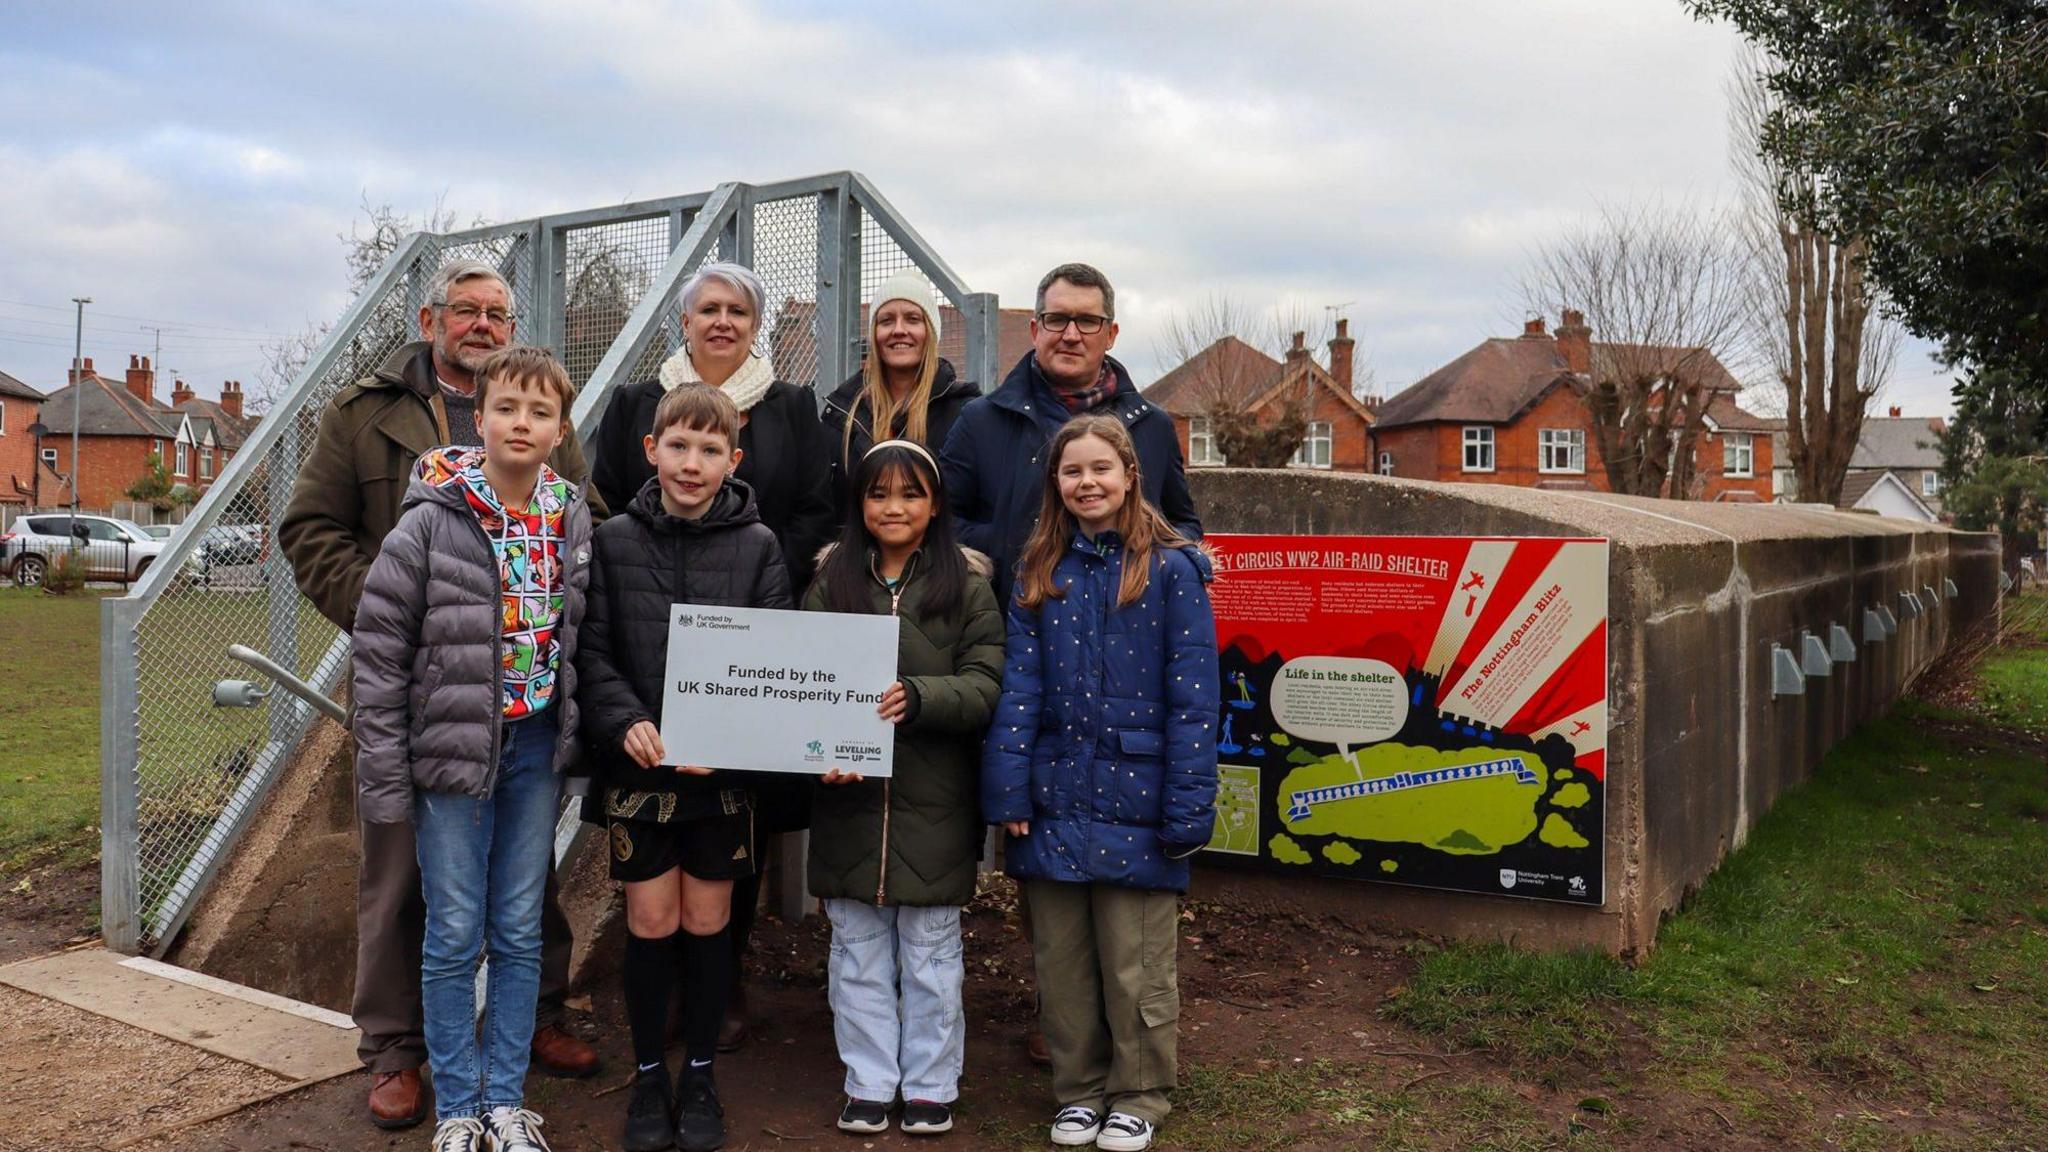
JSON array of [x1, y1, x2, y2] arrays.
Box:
[[438, 302, 516, 327], [1038, 312, 1112, 335]]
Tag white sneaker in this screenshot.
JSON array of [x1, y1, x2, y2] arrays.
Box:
[[1050, 1105, 1103, 1146], [429, 1116, 489, 1152], [1095, 1111, 1155, 1151], [485, 1107, 553, 1152]]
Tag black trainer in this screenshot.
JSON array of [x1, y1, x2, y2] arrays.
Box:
[[900, 1099, 953, 1135], [623, 1067, 674, 1152], [675, 1067, 726, 1152], [837, 1097, 890, 1134]]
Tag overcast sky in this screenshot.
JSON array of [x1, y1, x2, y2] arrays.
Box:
[[0, 1, 1958, 417]]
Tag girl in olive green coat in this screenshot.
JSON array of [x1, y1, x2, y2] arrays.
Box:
[[804, 440, 1004, 1137]]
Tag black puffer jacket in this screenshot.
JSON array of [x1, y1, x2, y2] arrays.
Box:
[[575, 476, 792, 812], [820, 359, 982, 519], [590, 377, 835, 590], [803, 544, 1004, 907]]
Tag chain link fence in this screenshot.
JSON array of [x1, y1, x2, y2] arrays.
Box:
[[104, 175, 996, 954]]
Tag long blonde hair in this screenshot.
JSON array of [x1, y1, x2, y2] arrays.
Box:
[[1014, 415, 1191, 610], [843, 302, 941, 462]]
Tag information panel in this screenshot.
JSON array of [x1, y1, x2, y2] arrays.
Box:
[[1203, 535, 1609, 904], [658, 604, 899, 777]]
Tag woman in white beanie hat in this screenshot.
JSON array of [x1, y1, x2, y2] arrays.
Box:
[[821, 269, 983, 516]]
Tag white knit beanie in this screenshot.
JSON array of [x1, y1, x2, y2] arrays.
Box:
[[871, 269, 941, 342]]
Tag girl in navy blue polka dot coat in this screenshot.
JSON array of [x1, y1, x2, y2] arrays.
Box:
[[982, 414, 1219, 891], [982, 414, 1218, 1142]]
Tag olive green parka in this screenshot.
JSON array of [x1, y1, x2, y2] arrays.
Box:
[[803, 544, 1004, 906]]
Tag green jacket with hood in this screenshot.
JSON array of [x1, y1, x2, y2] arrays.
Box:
[[803, 543, 1004, 907]]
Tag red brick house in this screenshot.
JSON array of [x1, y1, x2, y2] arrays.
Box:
[[1371, 313, 1773, 501], [1143, 320, 1376, 471], [1, 369, 49, 510], [34, 356, 252, 513]]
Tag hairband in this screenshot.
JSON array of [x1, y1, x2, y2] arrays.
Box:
[[864, 438, 939, 471]]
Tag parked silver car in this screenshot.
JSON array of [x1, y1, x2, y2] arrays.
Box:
[[2, 513, 170, 586]]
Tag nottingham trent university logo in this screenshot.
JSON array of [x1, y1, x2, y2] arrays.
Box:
[[1498, 869, 1518, 889]]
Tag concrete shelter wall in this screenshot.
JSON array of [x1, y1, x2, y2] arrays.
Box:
[[1187, 469, 2000, 957]]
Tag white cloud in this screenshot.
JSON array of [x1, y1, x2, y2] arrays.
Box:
[[0, 0, 1959, 415]]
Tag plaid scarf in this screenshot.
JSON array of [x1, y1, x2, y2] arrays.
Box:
[[1044, 357, 1119, 414]]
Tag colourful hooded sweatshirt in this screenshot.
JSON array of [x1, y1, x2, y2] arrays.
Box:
[[414, 446, 571, 719]]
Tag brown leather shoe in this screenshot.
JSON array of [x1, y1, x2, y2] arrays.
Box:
[[716, 985, 749, 1053], [367, 1068, 428, 1130], [1025, 1022, 1052, 1067], [531, 1023, 601, 1079]]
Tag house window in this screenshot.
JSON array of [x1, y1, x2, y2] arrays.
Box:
[[153, 439, 166, 463], [200, 448, 213, 480], [1377, 451, 1395, 476], [1291, 421, 1333, 469], [1538, 428, 1586, 474], [175, 442, 189, 477], [1921, 471, 1940, 497], [0, 403, 6, 434], [41, 447, 58, 467], [1187, 417, 1224, 466], [1462, 426, 1495, 473], [1722, 433, 1754, 478]]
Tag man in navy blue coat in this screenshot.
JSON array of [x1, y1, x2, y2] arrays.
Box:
[[939, 262, 1201, 604]]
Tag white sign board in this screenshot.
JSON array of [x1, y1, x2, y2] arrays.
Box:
[[658, 604, 898, 777]]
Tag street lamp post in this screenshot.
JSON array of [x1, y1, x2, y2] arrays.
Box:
[[71, 296, 91, 516]]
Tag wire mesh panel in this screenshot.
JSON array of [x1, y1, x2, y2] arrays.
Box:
[[752, 192, 823, 389], [122, 229, 536, 951], [559, 215, 671, 388]]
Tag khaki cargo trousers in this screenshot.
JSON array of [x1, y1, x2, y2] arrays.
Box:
[[1023, 880, 1181, 1125]]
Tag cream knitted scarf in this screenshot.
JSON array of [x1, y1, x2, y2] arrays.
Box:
[[657, 346, 776, 412]]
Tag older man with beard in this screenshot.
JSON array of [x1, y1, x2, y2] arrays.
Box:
[[282, 258, 606, 1130]]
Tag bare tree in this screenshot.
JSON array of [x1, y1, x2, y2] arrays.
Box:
[[1523, 201, 1749, 498], [1153, 294, 1336, 468], [249, 323, 328, 417], [1729, 49, 1900, 504], [340, 191, 467, 294]]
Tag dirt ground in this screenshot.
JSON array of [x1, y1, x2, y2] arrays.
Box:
[[0, 858, 1986, 1151]]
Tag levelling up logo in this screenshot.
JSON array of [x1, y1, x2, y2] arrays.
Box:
[[835, 741, 886, 764]]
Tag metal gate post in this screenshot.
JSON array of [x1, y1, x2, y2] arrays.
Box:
[[100, 595, 142, 952]]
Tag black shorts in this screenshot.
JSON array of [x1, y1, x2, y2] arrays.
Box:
[[607, 807, 757, 884]]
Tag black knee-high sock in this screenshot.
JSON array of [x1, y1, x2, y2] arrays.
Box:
[[624, 929, 677, 1072], [726, 873, 758, 983], [680, 924, 734, 1068]]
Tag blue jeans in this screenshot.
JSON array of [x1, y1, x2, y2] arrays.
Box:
[[415, 712, 561, 1120], [824, 899, 965, 1103]]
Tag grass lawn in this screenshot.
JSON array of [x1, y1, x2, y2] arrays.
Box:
[[1377, 590, 2048, 1150], [0, 587, 112, 875]]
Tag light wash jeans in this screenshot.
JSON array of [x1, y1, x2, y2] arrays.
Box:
[[415, 711, 560, 1121], [824, 899, 966, 1104]]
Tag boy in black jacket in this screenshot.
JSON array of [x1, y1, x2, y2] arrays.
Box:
[[577, 384, 791, 1152]]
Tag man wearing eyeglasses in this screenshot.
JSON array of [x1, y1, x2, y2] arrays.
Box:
[[940, 261, 1200, 606], [281, 257, 605, 1130]]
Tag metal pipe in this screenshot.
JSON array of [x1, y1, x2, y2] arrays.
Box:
[[225, 644, 348, 724]]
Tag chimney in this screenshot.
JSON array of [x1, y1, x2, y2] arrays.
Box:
[[171, 377, 196, 407], [219, 379, 244, 421], [1521, 317, 1547, 338], [125, 354, 155, 405], [69, 356, 97, 385], [1555, 309, 1592, 375], [1327, 318, 1355, 391], [1888, 406, 1901, 418], [1285, 330, 1309, 364]]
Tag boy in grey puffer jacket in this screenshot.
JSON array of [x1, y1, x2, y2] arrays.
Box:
[[352, 346, 591, 1152]]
